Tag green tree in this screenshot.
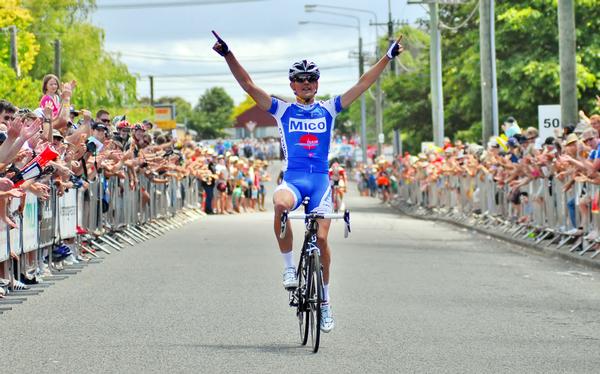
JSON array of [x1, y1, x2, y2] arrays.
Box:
[[0, 0, 41, 107], [381, 0, 600, 151], [188, 87, 234, 139], [0, 0, 137, 110], [438, 0, 599, 141]]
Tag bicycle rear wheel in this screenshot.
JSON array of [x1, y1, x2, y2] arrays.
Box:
[[307, 253, 322, 353]]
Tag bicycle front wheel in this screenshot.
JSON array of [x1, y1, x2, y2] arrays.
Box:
[[297, 256, 309, 346], [307, 253, 323, 353]]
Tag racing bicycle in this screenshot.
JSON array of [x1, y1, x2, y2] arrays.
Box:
[[280, 200, 350, 353]]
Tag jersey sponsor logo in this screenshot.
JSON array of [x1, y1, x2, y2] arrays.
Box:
[[289, 117, 327, 133], [296, 134, 319, 150]]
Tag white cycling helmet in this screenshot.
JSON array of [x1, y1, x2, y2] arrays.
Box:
[[289, 60, 320, 81]]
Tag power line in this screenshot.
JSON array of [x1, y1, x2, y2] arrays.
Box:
[[113, 49, 355, 64], [438, 0, 480, 32], [136, 63, 355, 78], [109, 41, 375, 63]]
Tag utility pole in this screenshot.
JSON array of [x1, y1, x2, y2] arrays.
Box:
[[371, 9, 395, 157], [387, 0, 395, 76], [375, 79, 384, 157], [429, 1, 444, 147], [358, 36, 368, 165], [558, 0, 577, 126], [149, 75, 155, 106], [9, 26, 19, 77], [393, 128, 402, 156], [479, 0, 499, 143], [408, 0, 473, 147], [54, 39, 61, 79]]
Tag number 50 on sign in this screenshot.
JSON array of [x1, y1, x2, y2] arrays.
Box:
[[538, 105, 561, 141]]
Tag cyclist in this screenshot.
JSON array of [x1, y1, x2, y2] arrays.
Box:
[[329, 161, 347, 212], [212, 31, 404, 333]]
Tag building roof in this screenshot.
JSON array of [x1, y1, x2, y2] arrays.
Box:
[[233, 103, 276, 129]]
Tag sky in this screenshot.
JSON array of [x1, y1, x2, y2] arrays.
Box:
[[91, 0, 428, 105]]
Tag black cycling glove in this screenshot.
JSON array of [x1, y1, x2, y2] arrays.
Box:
[[386, 36, 404, 59], [211, 30, 230, 57]]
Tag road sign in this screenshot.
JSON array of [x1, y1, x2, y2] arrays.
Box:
[[538, 104, 561, 141], [155, 120, 176, 130], [154, 104, 176, 130], [245, 121, 257, 133]]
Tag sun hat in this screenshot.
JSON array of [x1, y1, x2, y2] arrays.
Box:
[[565, 133, 578, 145]]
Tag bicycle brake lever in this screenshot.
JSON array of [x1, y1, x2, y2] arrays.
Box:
[[279, 210, 288, 239]]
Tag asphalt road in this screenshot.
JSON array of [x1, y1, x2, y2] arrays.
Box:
[[1, 171, 600, 373]]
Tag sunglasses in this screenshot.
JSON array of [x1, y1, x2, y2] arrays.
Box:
[[3, 115, 14, 122], [100, 118, 111, 124], [293, 74, 318, 83]]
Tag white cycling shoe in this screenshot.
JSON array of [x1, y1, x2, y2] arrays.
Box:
[[320, 303, 335, 333], [282, 267, 298, 289]]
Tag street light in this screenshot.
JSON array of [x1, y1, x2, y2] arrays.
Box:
[[305, 4, 378, 27], [301, 10, 369, 164], [298, 20, 355, 29]]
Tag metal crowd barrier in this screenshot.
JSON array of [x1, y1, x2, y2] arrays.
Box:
[[0, 171, 204, 292], [397, 172, 600, 260]]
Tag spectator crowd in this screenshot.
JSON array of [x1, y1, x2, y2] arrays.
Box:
[[387, 99, 600, 242], [0, 74, 275, 297]]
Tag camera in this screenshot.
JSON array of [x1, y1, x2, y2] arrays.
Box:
[[86, 139, 97, 153]]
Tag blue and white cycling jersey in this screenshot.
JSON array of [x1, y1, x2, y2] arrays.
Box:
[[268, 96, 344, 213], [268, 96, 343, 174]]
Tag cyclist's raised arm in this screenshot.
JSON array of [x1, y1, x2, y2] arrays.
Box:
[[211, 31, 272, 112], [340, 36, 404, 109]]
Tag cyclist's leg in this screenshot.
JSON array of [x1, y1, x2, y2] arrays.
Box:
[[316, 218, 332, 286], [273, 185, 298, 253], [316, 218, 335, 332]]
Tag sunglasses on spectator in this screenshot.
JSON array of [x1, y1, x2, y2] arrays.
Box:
[[293, 74, 318, 83], [3, 115, 14, 122], [100, 118, 111, 124], [584, 137, 595, 143]]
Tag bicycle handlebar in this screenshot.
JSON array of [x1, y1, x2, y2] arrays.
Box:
[[287, 212, 345, 220], [279, 210, 351, 239]]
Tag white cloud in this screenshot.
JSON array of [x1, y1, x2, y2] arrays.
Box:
[[94, 0, 427, 105]]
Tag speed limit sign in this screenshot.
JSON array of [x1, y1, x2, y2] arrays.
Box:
[[538, 105, 561, 141]]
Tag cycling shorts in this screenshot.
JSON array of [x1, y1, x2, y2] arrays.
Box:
[[275, 170, 332, 214]]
